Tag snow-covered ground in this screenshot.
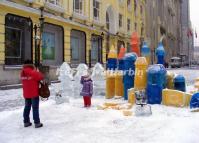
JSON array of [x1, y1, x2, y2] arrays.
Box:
[[0, 69, 199, 143]]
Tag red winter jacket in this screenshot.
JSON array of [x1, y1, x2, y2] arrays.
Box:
[[21, 65, 44, 99]]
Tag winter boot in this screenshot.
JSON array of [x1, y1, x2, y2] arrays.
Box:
[[35, 123, 43, 128], [24, 122, 32, 127]]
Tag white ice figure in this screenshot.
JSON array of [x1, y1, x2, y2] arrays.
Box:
[[56, 62, 74, 104], [91, 63, 106, 96], [73, 63, 89, 97]]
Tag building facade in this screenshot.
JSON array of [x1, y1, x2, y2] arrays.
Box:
[[145, 0, 182, 63], [180, 0, 194, 65], [0, 0, 146, 85]]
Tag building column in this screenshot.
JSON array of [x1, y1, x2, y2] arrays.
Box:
[[0, 12, 5, 65], [102, 34, 107, 64], [86, 31, 91, 65], [64, 27, 71, 63]]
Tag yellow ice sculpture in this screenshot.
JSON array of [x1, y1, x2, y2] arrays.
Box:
[[128, 88, 136, 105], [105, 71, 115, 99], [134, 57, 148, 90], [108, 45, 117, 59], [166, 71, 175, 89], [162, 89, 193, 107], [115, 71, 124, 97]]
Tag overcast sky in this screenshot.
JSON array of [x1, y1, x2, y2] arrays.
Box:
[[190, 0, 199, 46]]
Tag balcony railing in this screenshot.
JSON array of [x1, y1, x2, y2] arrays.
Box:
[[45, 0, 65, 13]]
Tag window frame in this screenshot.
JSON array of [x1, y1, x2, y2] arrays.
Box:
[[4, 14, 33, 66], [73, 0, 84, 15], [91, 34, 103, 64], [106, 12, 110, 30], [127, 18, 131, 31], [93, 0, 100, 21], [134, 22, 137, 31], [119, 13, 123, 28], [5, 26, 22, 59]]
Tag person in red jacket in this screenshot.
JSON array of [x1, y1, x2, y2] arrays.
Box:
[[21, 60, 44, 128]]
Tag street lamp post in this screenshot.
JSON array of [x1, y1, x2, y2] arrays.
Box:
[[34, 7, 45, 68]]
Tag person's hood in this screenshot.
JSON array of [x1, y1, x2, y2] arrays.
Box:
[[82, 75, 92, 82], [22, 65, 34, 76]]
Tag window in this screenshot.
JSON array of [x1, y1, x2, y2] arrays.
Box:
[[73, 0, 83, 14], [119, 14, 123, 28], [134, 22, 137, 31], [42, 23, 64, 66], [127, 0, 131, 10], [5, 14, 32, 65], [134, 0, 137, 14], [106, 12, 110, 30], [127, 19, 131, 31], [140, 5, 143, 15], [93, 0, 100, 21], [127, 0, 131, 6]]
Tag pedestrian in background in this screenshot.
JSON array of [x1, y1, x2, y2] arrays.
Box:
[[21, 60, 44, 128]]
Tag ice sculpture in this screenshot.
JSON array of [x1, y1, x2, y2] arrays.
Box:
[[91, 63, 105, 96], [56, 62, 73, 104], [73, 64, 89, 97]]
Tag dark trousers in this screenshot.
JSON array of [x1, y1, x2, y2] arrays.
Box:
[[23, 96, 40, 124], [83, 96, 91, 107]]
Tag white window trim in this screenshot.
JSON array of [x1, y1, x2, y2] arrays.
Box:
[[73, 0, 84, 16]]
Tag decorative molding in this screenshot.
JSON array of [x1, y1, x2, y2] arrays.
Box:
[[44, 1, 65, 13], [73, 13, 88, 21]]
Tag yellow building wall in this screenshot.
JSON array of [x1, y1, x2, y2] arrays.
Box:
[[0, 0, 146, 65]]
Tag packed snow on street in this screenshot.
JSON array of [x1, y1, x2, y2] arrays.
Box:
[[0, 69, 199, 143]]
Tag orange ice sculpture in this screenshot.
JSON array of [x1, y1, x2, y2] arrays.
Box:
[[131, 32, 140, 56], [118, 45, 126, 59]]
